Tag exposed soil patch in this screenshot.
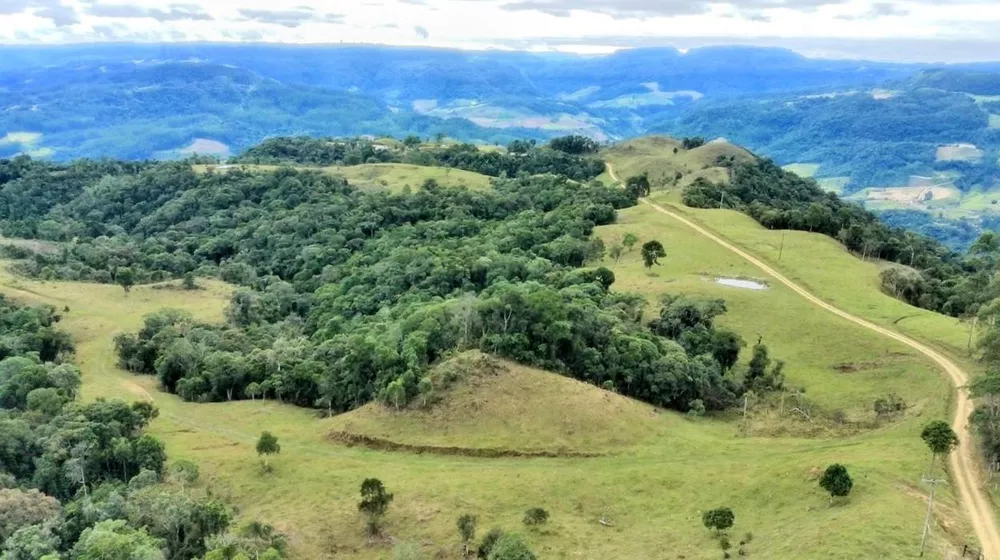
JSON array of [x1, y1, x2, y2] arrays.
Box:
[[327, 431, 603, 459], [832, 361, 881, 373]]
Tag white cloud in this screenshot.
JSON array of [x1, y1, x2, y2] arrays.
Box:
[[0, 0, 998, 61]]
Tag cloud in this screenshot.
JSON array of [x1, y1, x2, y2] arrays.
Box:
[[835, 1, 909, 20], [497, 0, 849, 19], [414, 25, 429, 38], [238, 7, 343, 28], [1, 0, 78, 25], [0, 0, 31, 14], [83, 3, 213, 21], [34, 1, 78, 25]]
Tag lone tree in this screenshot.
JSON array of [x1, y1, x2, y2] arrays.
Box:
[[921, 420, 959, 475], [116, 267, 135, 294], [457, 514, 477, 556], [641, 240, 666, 269], [256, 431, 280, 471], [358, 478, 394, 536], [819, 464, 854, 501], [622, 232, 639, 252], [702, 507, 735, 535]]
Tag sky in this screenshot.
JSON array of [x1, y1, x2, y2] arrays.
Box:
[[1, 0, 1000, 62]]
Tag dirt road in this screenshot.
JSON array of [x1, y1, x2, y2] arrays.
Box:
[[606, 163, 1000, 557]]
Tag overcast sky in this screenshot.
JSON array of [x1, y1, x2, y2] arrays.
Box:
[[1, 0, 999, 62]]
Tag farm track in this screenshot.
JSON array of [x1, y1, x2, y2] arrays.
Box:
[[606, 162, 1000, 557]]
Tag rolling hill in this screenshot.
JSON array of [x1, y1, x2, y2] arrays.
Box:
[[0, 136, 994, 558]]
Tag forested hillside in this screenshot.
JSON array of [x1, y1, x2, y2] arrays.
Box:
[[0, 137, 798, 418], [0, 293, 288, 558]]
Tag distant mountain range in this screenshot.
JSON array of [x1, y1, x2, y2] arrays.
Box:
[[2, 43, 1000, 247]]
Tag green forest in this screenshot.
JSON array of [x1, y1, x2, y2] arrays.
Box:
[[0, 136, 789, 417]]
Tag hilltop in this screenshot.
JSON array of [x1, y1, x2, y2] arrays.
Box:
[[326, 351, 666, 455]]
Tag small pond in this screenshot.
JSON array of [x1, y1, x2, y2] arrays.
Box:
[[715, 278, 768, 290]]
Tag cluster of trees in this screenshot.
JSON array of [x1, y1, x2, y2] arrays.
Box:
[[683, 157, 1000, 317], [234, 135, 606, 182], [0, 297, 287, 559]]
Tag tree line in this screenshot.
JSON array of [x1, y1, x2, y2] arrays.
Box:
[[235, 135, 606, 181]]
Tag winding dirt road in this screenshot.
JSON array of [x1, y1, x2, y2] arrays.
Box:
[[607, 163, 1000, 557]]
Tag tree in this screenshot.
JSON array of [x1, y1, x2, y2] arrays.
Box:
[[256, 431, 280, 471], [921, 420, 959, 475], [246, 382, 262, 402], [609, 243, 624, 264], [358, 478, 393, 536], [702, 507, 735, 534], [622, 232, 638, 252], [418, 377, 433, 407], [384, 379, 406, 410], [1, 522, 60, 560], [457, 514, 477, 556], [522, 507, 548, 527], [625, 174, 651, 198], [819, 464, 854, 501], [0, 488, 60, 541], [181, 273, 197, 290], [640, 240, 666, 268], [71, 519, 166, 560], [487, 533, 536, 560], [116, 267, 136, 294]]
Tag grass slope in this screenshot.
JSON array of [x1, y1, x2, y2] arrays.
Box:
[[326, 351, 665, 454], [0, 149, 982, 558], [599, 137, 752, 189]]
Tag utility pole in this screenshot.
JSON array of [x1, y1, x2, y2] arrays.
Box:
[[719, 190, 725, 209], [919, 476, 944, 557], [778, 232, 787, 261]]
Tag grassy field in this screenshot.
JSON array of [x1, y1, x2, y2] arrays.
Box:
[[0, 262, 972, 559], [0, 140, 985, 558], [193, 162, 492, 192], [782, 163, 821, 178], [599, 137, 749, 189], [817, 177, 851, 194]]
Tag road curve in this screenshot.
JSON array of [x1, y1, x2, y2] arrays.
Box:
[[607, 163, 1000, 557]]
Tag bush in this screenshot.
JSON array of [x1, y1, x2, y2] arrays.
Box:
[[522, 507, 549, 527], [477, 528, 505, 559], [702, 507, 735, 534], [487, 533, 536, 560]]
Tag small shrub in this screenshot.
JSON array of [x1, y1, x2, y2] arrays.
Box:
[[487, 533, 536, 560], [522, 507, 549, 527]]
